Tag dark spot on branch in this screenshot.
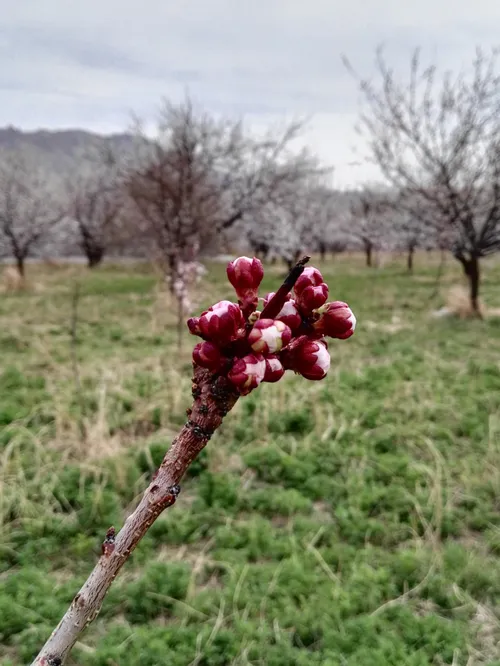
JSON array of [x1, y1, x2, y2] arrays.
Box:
[[101, 526, 116, 557], [47, 656, 62, 666], [187, 420, 215, 441], [169, 484, 181, 497]]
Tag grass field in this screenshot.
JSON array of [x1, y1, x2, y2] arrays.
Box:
[[1, 253, 500, 666]]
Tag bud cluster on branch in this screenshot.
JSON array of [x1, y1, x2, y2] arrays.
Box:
[[188, 257, 356, 394]]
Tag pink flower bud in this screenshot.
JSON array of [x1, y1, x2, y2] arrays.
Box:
[[293, 266, 324, 296], [192, 341, 225, 371], [198, 300, 245, 344], [187, 316, 201, 336], [296, 283, 329, 316], [263, 293, 302, 330], [263, 355, 285, 383], [227, 256, 264, 292], [312, 301, 356, 340], [282, 338, 330, 380], [227, 257, 264, 312], [227, 353, 266, 395], [248, 318, 292, 354]]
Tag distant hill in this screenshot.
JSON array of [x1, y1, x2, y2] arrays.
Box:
[[0, 126, 138, 172]]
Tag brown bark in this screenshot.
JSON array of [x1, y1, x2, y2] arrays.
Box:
[[31, 366, 239, 666], [365, 243, 373, 267], [407, 245, 415, 273], [457, 254, 482, 317], [16, 255, 25, 277]]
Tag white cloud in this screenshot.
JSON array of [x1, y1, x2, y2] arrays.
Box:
[[1, 0, 499, 185]]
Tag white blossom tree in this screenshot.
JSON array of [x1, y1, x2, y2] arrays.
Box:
[[246, 179, 333, 269], [305, 186, 348, 261], [0, 147, 64, 276]]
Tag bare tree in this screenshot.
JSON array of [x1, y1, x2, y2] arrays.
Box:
[[347, 47, 500, 313], [65, 144, 124, 268], [0, 147, 63, 276], [124, 97, 321, 284]]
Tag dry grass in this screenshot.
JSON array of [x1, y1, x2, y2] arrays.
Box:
[[1, 266, 25, 292]]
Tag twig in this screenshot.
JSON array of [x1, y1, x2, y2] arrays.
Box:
[[31, 367, 239, 666], [260, 255, 310, 319], [31, 257, 312, 666]]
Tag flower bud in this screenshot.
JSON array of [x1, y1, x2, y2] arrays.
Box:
[[263, 355, 285, 383], [263, 293, 302, 330], [296, 283, 329, 316], [192, 341, 225, 371], [248, 318, 292, 354], [187, 316, 201, 336], [282, 338, 330, 380], [227, 353, 266, 395], [312, 301, 356, 340], [198, 300, 245, 344], [293, 266, 324, 296], [227, 257, 264, 311], [227, 256, 264, 291]]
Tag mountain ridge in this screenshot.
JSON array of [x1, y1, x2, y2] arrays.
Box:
[[0, 125, 136, 155]]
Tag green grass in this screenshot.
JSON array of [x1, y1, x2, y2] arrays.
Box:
[[1, 253, 500, 665]]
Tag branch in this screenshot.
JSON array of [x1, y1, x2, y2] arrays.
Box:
[[30, 366, 239, 666], [260, 255, 310, 319], [31, 253, 347, 666]]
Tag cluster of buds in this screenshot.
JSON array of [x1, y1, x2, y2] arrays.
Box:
[[188, 257, 356, 396]]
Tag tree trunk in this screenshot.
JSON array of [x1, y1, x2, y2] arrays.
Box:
[[458, 255, 481, 316], [80, 227, 105, 269], [407, 245, 415, 273], [318, 242, 326, 262], [87, 247, 105, 268], [167, 255, 178, 295], [16, 255, 25, 277], [365, 243, 373, 267]]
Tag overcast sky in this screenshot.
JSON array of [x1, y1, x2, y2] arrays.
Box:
[[1, 0, 499, 187]]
